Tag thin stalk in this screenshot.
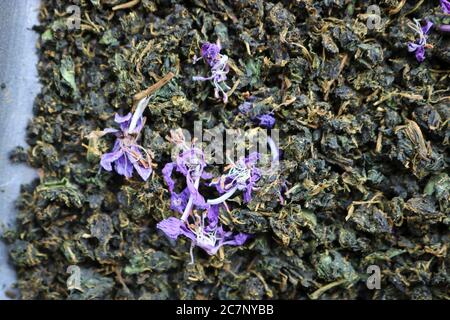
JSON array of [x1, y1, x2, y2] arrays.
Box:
[[206, 186, 238, 205], [181, 177, 200, 221], [128, 96, 150, 133]]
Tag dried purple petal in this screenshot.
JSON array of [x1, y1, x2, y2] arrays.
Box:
[[162, 162, 177, 192], [98, 104, 153, 181], [441, 0, 450, 14], [100, 140, 123, 171], [162, 139, 211, 219], [193, 41, 230, 103], [223, 232, 250, 246], [157, 217, 185, 240], [256, 113, 275, 129], [208, 152, 261, 204], [157, 205, 249, 261], [421, 20, 434, 34], [186, 207, 249, 257], [200, 42, 221, 66], [407, 19, 433, 62], [114, 153, 134, 178], [176, 147, 208, 209], [170, 188, 189, 214]]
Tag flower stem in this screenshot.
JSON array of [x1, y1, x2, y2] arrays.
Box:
[[181, 177, 200, 221], [128, 96, 150, 133], [206, 186, 238, 205]]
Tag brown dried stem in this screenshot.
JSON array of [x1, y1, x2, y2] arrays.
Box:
[[133, 72, 175, 102]]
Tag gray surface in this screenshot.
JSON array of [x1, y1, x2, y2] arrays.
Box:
[[0, 0, 40, 299]]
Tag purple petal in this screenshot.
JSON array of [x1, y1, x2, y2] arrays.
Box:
[[223, 233, 250, 246], [128, 116, 144, 134], [243, 184, 254, 203], [114, 112, 132, 123], [102, 128, 119, 135], [442, 0, 450, 14], [114, 113, 132, 132], [179, 224, 196, 242], [197, 243, 220, 255], [439, 24, 450, 32], [127, 146, 152, 181], [256, 114, 275, 129], [421, 20, 434, 35], [246, 152, 260, 165], [206, 205, 219, 231], [133, 161, 152, 181], [162, 162, 177, 192], [415, 46, 426, 62], [201, 171, 213, 180], [170, 188, 189, 213], [407, 42, 420, 52], [185, 175, 207, 208], [100, 144, 123, 171], [201, 42, 221, 66], [115, 154, 134, 178], [157, 217, 184, 240]]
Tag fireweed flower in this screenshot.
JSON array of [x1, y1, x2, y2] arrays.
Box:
[[192, 41, 231, 103], [158, 130, 251, 261], [195, 42, 221, 67], [208, 152, 261, 204], [407, 19, 434, 62], [162, 131, 212, 220], [255, 113, 275, 129], [99, 97, 153, 181], [157, 205, 249, 263], [207, 133, 280, 205]]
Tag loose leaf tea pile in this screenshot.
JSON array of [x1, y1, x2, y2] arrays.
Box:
[[4, 0, 449, 300]]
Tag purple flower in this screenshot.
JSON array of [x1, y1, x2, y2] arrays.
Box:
[[408, 43, 426, 61], [99, 107, 153, 181], [441, 0, 450, 14], [163, 146, 211, 213], [256, 113, 276, 129], [200, 42, 221, 67], [162, 162, 177, 193], [209, 152, 261, 204], [162, 131, 213, 220], [157, 205, 249, 262], [193, 41, 231, 103], [408, 19, 433, 62]]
